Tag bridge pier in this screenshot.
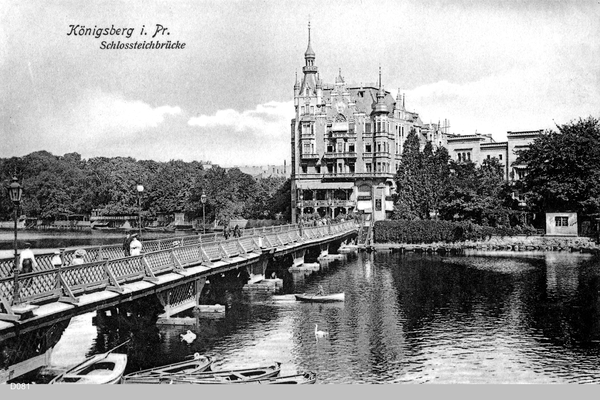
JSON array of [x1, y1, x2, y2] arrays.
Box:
[[291, 249, 306, 268], [245, 257, 269, 284], [318, 243, 329, 259], [156, 277, 206, 319]]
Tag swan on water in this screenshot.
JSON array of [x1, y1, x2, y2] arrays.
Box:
[[315, 324, 329, 338], [180, 330, 197, 343]]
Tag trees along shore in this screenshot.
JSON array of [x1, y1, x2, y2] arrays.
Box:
[[384, 116, 600, 245], [0, 153, 291, 226]]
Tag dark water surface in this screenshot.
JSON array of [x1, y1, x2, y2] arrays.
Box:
[[7, 250, 600, 383]]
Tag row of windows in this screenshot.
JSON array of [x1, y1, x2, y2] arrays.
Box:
[[457, 152, 471, 161], [301, 120, 410, 138], [299, 161, 392, 174], [302, 141, 395, 155]]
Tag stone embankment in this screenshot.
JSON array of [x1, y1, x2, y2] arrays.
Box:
[[372, 235, 600, 255]]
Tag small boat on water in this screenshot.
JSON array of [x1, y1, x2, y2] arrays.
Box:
[[295, 292, 345, 303], [252, 371, 316, 385], [124, 362, 281, 384], [50, 353, 128, 384], [50, 340, 130, 384], [122, 354, 213, 380]]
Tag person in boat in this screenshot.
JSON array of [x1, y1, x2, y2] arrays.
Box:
[[130, 234, 142, 256], [123, 233, 133, 256], [316, 284, 325, 296], [19, 242, 38, 273], [233, 224, 241, 238], [223, 226, 230, 240]]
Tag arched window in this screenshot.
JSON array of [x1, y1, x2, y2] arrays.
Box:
[[335, 113, 347, 122]]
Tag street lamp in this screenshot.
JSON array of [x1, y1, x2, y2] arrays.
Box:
[[299, 191, 304, 221], [327, 197, 333, 234], [299, 191, 304, 236], [8, 177, 22, 304], [201, 191, 207, 234], [136, 184, 144, 237]]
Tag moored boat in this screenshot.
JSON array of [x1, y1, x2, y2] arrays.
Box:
[[123, 354, 213, 380], [49, 353, 128, 384], [123, 362, 281, 384], [253, 371, 316, 384], [294, 292, 345, 303]]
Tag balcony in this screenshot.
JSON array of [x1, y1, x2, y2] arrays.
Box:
[[298, 199, 356, 208], [295, 172, 395, 179], [322, 172, 395, 179], [330, 130, 356, 138], [323, 152, 357, 159], [300, 153, 320, 160]]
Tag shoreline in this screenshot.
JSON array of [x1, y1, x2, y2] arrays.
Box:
[[369, 235, 600, 254]]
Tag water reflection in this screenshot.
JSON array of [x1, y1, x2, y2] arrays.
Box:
[[6, 250, 600, 383]]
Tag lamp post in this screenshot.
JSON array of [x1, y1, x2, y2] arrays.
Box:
[[8, 177, 22, 304], [328, 198, 333, 234], [299, 191, 304, 236], [136, 184, 144, 238], [201, 191, 207, 234]]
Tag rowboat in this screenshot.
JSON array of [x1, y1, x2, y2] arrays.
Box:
[[294, 292, 345, 303], [49, 353, 128, 384], [50, 339, 130, 384], [123, 354, 213, 379], [253, 371, 316, 385], [124, 362, 282, 384]]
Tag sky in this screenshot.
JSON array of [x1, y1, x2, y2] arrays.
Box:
[[1, 0, 599, 167]]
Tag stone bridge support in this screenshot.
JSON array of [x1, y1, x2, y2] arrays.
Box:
[[318, 243, 329, 259], [245, 257, 269, 284], [291, 249, 306, 268], [157, 277, 206, 319]]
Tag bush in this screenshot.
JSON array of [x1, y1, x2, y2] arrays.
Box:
[[374, 220, 532, 244]]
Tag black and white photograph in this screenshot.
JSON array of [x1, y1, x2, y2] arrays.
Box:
[[1, 0, 600, 389]]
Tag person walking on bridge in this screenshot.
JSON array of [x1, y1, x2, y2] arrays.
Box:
[[19, 242, 38, 273], [123, 233, 133, 256], [130, 234, 142, 256]]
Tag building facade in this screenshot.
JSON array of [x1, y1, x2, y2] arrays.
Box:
[[445, 130, 543, 181], [290, 25, 447, 223], [290, 26, 542, 223]]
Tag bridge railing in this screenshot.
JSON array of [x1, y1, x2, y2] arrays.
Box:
[[0, 221, 358, 310], [0, 224, 301, 277]]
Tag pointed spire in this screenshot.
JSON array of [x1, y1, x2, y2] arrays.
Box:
[[396, 88, 402, 101], [335, 67, 344, 84], [373, 66, 388, 113], [304, 20, 315, 59], [403, 93, 405, 109], [294, 70, 300, 89]]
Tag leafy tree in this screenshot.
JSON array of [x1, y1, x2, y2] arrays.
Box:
[[393, 129, 424, 219], [439, 158, 512, 225], [517, 116, 600, 215], [393, 129, 450, 220], [0, 151, 291, 225]]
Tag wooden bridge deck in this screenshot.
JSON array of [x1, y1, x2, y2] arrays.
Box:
[[0, 222, 357, 341]]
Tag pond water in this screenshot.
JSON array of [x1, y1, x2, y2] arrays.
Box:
[[5, 250, 600, 384]]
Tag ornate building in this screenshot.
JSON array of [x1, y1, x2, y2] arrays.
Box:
[[290, 25, 541, 223], [290, 25, 444, 223]]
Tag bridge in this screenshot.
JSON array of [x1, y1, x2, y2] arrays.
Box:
[[0, 221, 358, 342]]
